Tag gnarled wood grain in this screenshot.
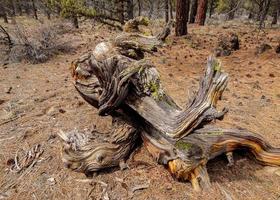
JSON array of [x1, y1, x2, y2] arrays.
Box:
[[61, 21, 280, 191]]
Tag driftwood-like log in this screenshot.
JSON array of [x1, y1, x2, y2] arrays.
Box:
[[60, 21, 280, 191], [123, 16, 150, 33], [115, 20, 173, 59], [142, 126, 280, 191], [73, 51, 228, 139], [58, 114, 139, 174]]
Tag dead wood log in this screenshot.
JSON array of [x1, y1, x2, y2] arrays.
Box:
[[113, 20, 173, 60], [142, 126, 280, 191], [123, 16, 149, 33], [62, 27, 280, 191], [58, 114, 140, 173], [73, 50, 228, 139]]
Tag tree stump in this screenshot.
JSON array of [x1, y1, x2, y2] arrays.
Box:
[[214, 33, 239, 57], [59, 22, 280, 192]]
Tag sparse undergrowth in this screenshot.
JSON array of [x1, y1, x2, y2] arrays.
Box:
[[0, 20, 73, 64]]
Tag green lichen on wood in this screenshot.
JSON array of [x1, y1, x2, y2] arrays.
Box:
[[205, 130, 224, 135], [120, 60, 148, 78], [213, 59, 222, 72], [175, 141, 193, 151]]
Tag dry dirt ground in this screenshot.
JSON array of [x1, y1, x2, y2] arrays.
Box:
[[0, 17, 280, 200]]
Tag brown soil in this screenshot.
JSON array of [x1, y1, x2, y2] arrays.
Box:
[[0, 18, 280, 200]]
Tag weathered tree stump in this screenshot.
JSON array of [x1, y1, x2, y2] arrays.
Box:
[[59, 22, 280, 191]]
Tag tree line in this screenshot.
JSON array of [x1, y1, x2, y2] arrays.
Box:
[[0, 0, 279, 32]]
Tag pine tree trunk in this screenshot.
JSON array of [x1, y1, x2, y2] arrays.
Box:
[[257, 1, 264, 21], [127, 0, 134, 20], [117, 0, 125, 24], [272, 10, 277, 25], [16, 0, 23, 15], [209, 0, 214, 17], [189, 0, 198, 23], [31, 0, 38, 20], [165, 0, 169, 23], [195, 0, 208, 25], [3, 14, 8, 23], [278, 2, 280, 20], [0, 4, 8, 23], [186, 0, 190, 22], [7, 0, 16, 16], [259, 0, 271, 29], [175, 0, 188, 36], [169, 0, 173, 19], [248, 11, 253, 19], [227, 0, 235, 20], [148, 0, 154, 19], [271, 0, 280, 25], [137, 0, 142, 16], [23, 1, 31, 15]]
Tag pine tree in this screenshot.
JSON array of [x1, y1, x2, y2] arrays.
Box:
[[175, 0, 189, 36]]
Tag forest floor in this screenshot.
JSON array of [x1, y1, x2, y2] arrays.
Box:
[[0, 17, 280, 200]]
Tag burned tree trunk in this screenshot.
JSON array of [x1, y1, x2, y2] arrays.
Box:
[[189, 0, 198, 23], [195, 0, 208, 25], [126, 0, 134, 20], [59, 18, 280, 192], [175, 0, 188, 36]]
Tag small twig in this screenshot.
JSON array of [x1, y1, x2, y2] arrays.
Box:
[[0, 113, 26, 125], [0, 25, 13, 49], [131, 183, 150, 193], [217, 184, 233, 200], [268, 61, 278, 68]]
